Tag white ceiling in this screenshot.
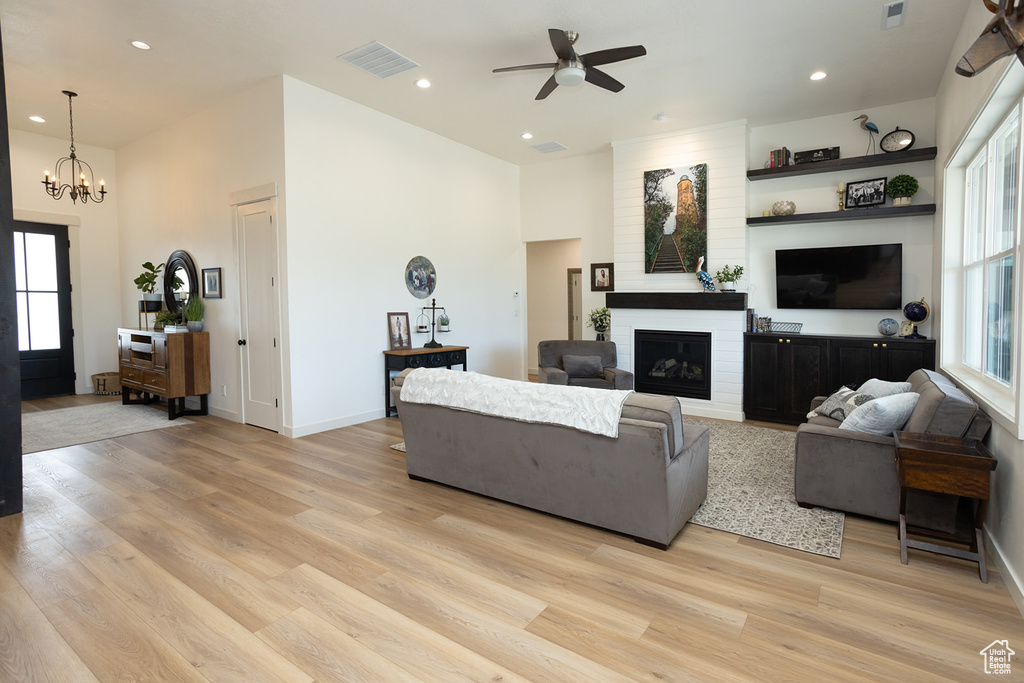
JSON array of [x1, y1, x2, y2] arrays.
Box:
[[1, 0, 972, 166]]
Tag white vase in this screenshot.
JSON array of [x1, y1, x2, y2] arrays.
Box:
[[720, 284, 737, 292], [142, 292, 161, 302], [893, 195, 912, 207]]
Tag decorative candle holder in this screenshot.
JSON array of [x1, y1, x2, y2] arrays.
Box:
[[837, 187, 846, 211]]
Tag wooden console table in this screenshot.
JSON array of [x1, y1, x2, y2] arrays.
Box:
[[894, 431, 997, 582], [383, 345, 468, 417], [118, 328, 211, 420]]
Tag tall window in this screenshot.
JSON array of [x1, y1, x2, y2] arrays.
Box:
[[962, 108, 1018, 386]]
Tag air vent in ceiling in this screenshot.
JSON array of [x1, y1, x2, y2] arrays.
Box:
[[882, 1, 906, 30], [531, 140, 568, 154], [338, 41, 419, 79]]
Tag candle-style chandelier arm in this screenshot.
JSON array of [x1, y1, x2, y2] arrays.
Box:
[[41, 90, 107, 205]]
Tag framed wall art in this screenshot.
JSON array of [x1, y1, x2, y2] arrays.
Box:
[[643, 163, 708, 274], [388, 312, 412, 350], [845, 177, 887, 208], [591, 263, 614, 292], [202, 267, 222, 298]]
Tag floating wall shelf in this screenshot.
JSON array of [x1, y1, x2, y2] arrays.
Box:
[[747, 204, 936, 226], [746, 147, 937, 181]]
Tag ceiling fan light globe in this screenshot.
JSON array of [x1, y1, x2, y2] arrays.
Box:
[[554, 65, 586, 86]]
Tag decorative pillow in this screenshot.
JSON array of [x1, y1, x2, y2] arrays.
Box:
[[840, 392, 920, 435], [562, 354, 605, 378], [857, 378, 912, 399], [809, 387, 875, 421]]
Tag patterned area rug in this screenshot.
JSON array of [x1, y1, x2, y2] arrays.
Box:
[[22, 402, 192, 454], [390, 416, 844, 558], [685, 416, 844, 558]]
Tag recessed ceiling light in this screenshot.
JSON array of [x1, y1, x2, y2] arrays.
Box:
[[521, 132, 534, 140], [29, 115, 45, 123], [654, 113, 668, 121], [810, 71, 827, 81], [415, 78, 431, 88], [131, 40, 151, 50]]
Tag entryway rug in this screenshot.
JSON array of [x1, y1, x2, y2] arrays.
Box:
[[393, 416, 844, 558], [22, 402, 192, 454], [686, 416, 844, 558]]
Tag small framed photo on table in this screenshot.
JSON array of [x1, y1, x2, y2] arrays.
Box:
[[202, 267, 222, 298], [845, 177, 887, 208], [388, 312, 412, 350], [591, 263, 615, 292]]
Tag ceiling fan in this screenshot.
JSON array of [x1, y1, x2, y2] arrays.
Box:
[[493, 28, 647, 100]]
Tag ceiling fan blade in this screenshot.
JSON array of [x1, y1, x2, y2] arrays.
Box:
[[585, 67, 625, 93], [548, 28, 576, 61], [535, 75, 559, 100], [581, 45, 647, 67], [493, 63, 557, 73]]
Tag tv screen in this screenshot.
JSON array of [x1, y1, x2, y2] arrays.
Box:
[[775, 243, 902, 310]]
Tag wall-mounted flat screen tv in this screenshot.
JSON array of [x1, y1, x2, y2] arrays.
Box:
[[775, 243, 902, 310]]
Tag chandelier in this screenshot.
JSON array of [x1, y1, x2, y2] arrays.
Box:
[[42, 91, 107, 204]]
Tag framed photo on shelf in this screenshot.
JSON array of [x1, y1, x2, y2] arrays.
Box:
[[202, 267, 222, 298], [845, 177, 887, 209], [591, 262, 615, 292], [387, 312, 412, 350]]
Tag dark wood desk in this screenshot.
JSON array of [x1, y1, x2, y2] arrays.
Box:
[[894, 431, 997, 582], [383, 345, 468, 417]]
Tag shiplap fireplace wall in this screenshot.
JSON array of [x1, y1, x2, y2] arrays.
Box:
[[609, 121, 748, 422]]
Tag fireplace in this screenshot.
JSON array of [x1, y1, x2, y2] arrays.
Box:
[[634, 329, 711, 400]]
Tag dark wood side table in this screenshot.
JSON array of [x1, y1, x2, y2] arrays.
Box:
[[383, 345, 468, 417], [894, 431, 997, 582]]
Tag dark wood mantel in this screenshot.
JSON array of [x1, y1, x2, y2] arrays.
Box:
[[606, 292, 747, 311]]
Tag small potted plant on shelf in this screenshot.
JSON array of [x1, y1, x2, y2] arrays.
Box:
[[153, 310, 179, 331], [134, 261, 164, 308], [714, 264, 745, 292], [183, 295, 206, 333], [886, 174, 919, 207], [437, 312, 450, 332], [587, 307, 611, 341]]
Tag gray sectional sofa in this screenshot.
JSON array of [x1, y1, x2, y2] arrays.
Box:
[[795, 369, 991, 529], [392, 369, 708, 548]]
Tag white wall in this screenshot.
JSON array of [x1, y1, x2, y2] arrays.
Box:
[[115, 77, 287, 422], [521, 151, 614, 341], [525, 238, 582, 374], [281, 76, 523, 436], [747, 99, 937, 337], [8, 130, 120, 394], [935, 2, 1024, 617]]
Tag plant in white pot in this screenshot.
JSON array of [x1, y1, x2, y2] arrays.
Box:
[[886, 174, 919, 207], [714, 264, 744, 292], [134, 261, 164, 303], [183, 295, 205, 332], [437, 312, 450, 332], [587, 306, 611, 341]]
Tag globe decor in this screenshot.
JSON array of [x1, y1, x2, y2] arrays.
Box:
[[903, 298, 930, 339]]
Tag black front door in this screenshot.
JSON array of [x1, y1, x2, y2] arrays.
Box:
[[14, 221, 75, 399]]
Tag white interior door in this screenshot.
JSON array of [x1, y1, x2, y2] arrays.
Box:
[[237, 199, 280, 431]]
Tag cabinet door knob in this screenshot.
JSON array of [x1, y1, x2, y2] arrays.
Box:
[[882, 343, 887, 348], [778, 338, 784, 343], [238, 339, 247, 346], [873, 343, 878, 348]]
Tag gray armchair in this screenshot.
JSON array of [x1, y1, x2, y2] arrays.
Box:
[[538, 340, 633, 390]]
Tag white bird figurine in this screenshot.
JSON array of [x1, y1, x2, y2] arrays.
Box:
[[696, 256, 715, 292], [854, 114, 879, 155]]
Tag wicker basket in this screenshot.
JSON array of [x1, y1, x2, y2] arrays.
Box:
[[91, 372, 121, 395], [769, 321, 804, 334]]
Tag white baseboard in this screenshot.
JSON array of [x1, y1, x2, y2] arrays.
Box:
[[283, 409, 384, 438], [676, 398, 743, 422], [208, 405, 238, 421], [986, 526, 1024, 619]]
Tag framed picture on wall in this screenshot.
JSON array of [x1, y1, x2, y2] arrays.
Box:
[[591, 263, 614, 292], [845, 177, 887, 208], [388, 312, 412, 350], [202, 267, 222, 298]]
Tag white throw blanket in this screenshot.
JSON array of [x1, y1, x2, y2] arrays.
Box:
[[399, 368, 633, 437]]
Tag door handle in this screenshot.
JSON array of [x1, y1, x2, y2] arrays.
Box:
[[238, 339, 247, 346]]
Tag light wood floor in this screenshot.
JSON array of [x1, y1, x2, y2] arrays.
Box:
[[4, 397, 1022, 681]]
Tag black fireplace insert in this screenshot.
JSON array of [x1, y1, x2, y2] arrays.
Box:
[[634, 329, 711, 400]]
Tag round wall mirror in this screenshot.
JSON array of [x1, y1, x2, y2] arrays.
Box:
[[163, 249, 199, 317]]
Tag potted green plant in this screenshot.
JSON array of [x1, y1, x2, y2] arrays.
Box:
[[587, 307, 611, 341], [886, 174, 919, 207], [153, 310, 180, 331], [437, 312, 450, 332], [134, 261, 165, 305], [714, 264, 745, 292], [183, 295, 206, 332]]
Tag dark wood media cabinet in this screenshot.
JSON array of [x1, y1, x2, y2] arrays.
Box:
[[743, 332, 936, 425], [118, 328, 211, 420]]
